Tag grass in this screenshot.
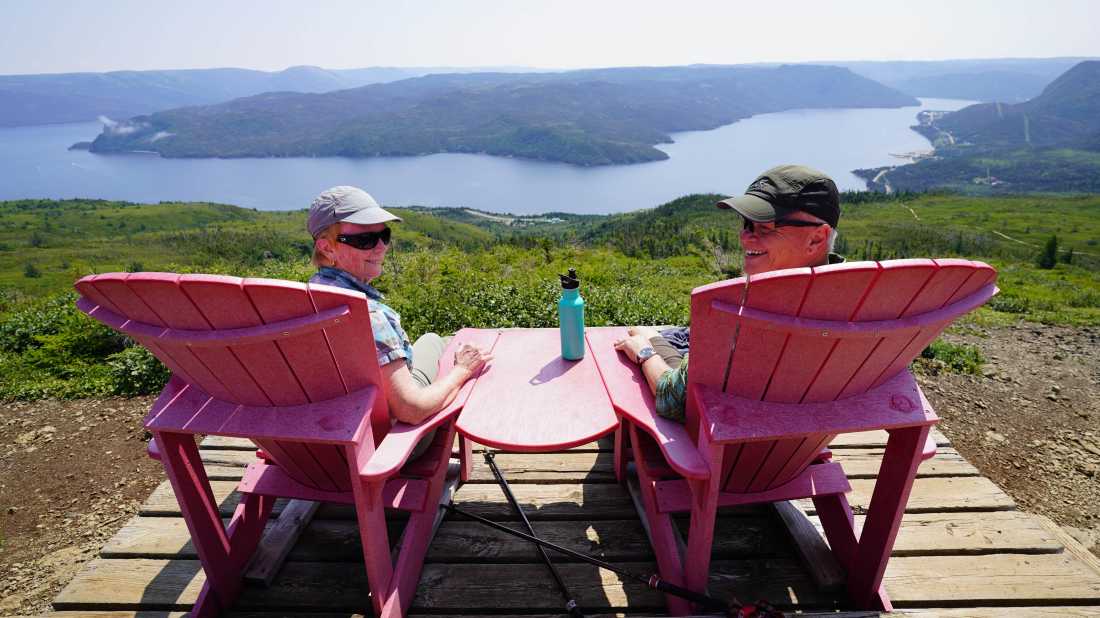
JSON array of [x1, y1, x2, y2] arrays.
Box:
[[2, 191, 1099, 400]]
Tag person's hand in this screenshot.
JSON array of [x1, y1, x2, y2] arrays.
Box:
[[627, 325, 661, 340], [613, 333, 651, 364], [453, 343, 492, 378]]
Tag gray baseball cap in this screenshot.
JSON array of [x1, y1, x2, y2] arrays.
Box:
[[717, 165, 840, 228], [307, 186, 402, 238]]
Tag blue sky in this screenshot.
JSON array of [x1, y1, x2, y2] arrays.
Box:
[[2, 0, 1098, 74]]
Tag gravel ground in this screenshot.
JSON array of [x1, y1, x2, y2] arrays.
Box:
[[1, 324, 1098, 615]]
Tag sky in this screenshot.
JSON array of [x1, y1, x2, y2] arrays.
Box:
[[2, 0, 1099, 75]]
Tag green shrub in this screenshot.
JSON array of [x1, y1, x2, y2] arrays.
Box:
[[916, 339, 985, 375], [107, 346, 170, 396], [1036, 235, 1058, 269], [987, 294, 1031, 314]]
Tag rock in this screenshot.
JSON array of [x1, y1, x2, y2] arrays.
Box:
[[984, 430, 1007, 443], [982, 366, 998, 378]]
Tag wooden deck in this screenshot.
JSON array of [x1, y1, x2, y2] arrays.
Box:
[[44, 428, 1100, 617]]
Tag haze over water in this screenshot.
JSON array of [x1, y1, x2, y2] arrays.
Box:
[[0, 98, 972, 215]]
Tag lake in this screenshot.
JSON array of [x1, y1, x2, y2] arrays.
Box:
[[0, 98, 973, 215]]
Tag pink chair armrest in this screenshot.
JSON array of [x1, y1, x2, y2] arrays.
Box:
[[693, 370, 938, 444], [359, 405, 463, 481], [360, 328, 500, 482], [586, 327, 709, 480]]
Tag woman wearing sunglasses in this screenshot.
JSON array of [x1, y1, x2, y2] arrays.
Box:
[[307, 186, 492, 457]]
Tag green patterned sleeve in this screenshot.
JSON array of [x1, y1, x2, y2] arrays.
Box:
[[655, 353, 689, 423]]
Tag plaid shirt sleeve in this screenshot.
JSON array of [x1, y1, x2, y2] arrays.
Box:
[[369, 302, 413, 369], [655, 353, 689, 423]]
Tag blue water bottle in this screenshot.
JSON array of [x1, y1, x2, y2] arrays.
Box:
[[558, 268, 585, 360]]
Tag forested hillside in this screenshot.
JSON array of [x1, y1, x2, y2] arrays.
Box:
[[860, 61, 1100, 194], [87, 65, 916, 165]]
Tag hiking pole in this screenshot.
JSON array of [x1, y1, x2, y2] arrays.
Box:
[[441, 501, 784, 618], [483, 451, 586, 618]]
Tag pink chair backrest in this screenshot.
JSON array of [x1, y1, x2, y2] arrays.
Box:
[[687, 259, 997, 493], [75, 272, 390, 492]]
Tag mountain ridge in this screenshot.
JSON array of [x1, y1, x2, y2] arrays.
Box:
[[87, 64, 916, 166]]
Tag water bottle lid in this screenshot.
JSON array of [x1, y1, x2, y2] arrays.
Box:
[[559, 268, 579, 289]]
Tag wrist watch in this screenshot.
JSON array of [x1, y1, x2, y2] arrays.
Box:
[[636, 346, 656, 365]]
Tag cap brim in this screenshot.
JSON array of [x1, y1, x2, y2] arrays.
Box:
[[716, 193, 780, 221], [341, 207, 402, 225]]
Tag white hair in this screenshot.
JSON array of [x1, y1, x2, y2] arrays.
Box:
[[827, 226, 837, 253]]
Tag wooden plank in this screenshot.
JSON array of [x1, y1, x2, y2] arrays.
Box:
[[830, 447, 979, 478], [102, 514, 786, 563], [107, 506, 1065, 565], [878, 554, 1100, 604], [57, 552, 1100, 612], [862, 510, 1063, 556], [53, 559, 206, 611], [244, 498, 320, 586], [199, 450, 622, 484], [200, 435, 258, 450], [773, 500, 845, 591], [845, 476, 1014, 514], [53, 558, 830, 611], [197, 447, 977, 483], [140, 474, 1014, 521], [1035, 515, 1100, 576], [830, 427, 950, 449]]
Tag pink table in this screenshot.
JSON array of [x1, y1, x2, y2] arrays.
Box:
[[454, 328, 619, 452]]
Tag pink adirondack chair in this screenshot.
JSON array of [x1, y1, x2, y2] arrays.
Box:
[[589, 258, 998, 613], [74, 272, 493, 618]]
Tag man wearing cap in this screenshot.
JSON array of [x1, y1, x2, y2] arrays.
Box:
[[307, 186, 492, 452], [614, 165, 843, 422]]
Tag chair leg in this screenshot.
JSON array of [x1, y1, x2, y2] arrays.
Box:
[[682, 426, 723, 603], [627, 424, 693, 616], [458, 434, 473, 482], [351, 477, 394, 617], [154, 431, 238, 616], [847, 424, 930, 611], [613, 417, 630, 485], [380, 423, 461, 618], [812, 492, 858, 573]]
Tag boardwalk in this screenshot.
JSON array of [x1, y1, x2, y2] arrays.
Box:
[[43, 428, 1100, 616]]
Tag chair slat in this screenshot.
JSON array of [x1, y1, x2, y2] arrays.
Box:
[[762, 262, 881, 403], [836, 260, 948, 399], [82, 273, 234, 400], [244, 278, 347, 403], [308, 283, 391, 446], [179, 275, 309, 407], [866, 257, 990, 387], [724, 268, 813, 399], [686, 278, 748, 389], [804, 260, 938, 402], [125, 273, 273, 407]]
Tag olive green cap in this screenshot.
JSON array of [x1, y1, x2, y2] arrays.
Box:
[[717, 164, 840, 228]]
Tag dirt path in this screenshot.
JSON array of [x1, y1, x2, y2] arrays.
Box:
[[1, 324, 1098, 615], [0, 397, 161, 614]]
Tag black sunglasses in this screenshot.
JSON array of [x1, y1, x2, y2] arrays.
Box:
[[336, 227, 391, 250], [742, 218, 825, 233]]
